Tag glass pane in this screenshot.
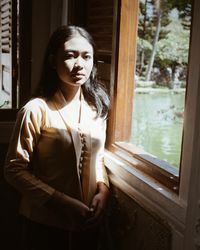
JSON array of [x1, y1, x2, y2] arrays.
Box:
[[131, 0, 192, 170], [0, 0, 19, 109], [0, 0, 12, 108]]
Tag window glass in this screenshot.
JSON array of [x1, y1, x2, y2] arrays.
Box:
[[131, 0, 192, 170], [0, 0, 18, 109]]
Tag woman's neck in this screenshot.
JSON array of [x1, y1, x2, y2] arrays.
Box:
[[59, 83, 81, 104]]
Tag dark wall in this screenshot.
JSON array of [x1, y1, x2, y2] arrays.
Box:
[[105, 185, 172, 250], [0, 143, 21, 250]]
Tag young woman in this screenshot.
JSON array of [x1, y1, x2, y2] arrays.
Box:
[[4, 25, 110, 250]]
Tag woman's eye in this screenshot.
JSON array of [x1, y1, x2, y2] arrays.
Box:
[[84, 54, 92, 60], [65, 53, 74, 59]]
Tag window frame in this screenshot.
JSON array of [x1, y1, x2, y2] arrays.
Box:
[[106, 0, 195, 193], [0, 0, 32, 122], [0, 0, 17, 111], [104, 1, 200, 236]]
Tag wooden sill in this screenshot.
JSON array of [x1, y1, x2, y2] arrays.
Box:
[[104, 149, 186, 233], [107, 142, 180, 193]]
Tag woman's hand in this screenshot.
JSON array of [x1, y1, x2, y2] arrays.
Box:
[[45, 190, 92, 231], [85, 182, 109, 228]]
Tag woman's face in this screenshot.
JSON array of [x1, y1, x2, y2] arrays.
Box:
[[54, 35, 94, 87]]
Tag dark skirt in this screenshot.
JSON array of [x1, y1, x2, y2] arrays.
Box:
[[20, 216, 101, 250]]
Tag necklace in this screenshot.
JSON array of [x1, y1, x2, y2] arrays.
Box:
[[77, 91, 88, 177]]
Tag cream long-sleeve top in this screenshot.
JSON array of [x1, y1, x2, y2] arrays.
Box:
[[4, 88, 109, 230]]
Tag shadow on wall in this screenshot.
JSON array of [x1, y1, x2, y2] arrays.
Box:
[[104, 184, 172, 250]]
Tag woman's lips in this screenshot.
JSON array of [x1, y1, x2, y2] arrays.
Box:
[[71, 73, 85, 79]]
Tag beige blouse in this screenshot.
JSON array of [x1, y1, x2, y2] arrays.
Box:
[[4, 89, 109, 229]]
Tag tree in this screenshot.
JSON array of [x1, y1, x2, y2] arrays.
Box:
[[145, 0, 173, 81], [137, 0, 152, 75], [156, 18, 190, 87], [142, 0, 192, 81], [137, 0, 170, 77], [145, 0, 162, 81]]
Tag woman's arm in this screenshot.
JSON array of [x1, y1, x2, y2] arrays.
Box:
[[4, 99, 93, 230], [86, 118, 110, 228], [4, 100, 55, 208]]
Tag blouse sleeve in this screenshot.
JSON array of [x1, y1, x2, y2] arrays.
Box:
[[4, 100, 55, 208], [95, 117, 110, 188]]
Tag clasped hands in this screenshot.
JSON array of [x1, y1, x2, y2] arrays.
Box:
[[69, 182, 109, 231], [47, 182, 109, 231]]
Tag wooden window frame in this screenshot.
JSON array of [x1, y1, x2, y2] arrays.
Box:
[[106, 0, 196, 192]]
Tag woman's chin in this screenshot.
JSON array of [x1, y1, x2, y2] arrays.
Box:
[[62, 81, 85, 88]]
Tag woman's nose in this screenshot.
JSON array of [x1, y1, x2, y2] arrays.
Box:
[[74, 57, 84, 69]]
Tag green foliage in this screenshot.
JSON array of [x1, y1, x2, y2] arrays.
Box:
[[156, 20, 190, 66], [137, 0, 192, 77], [137, 37, 152, 51], [168, 0, 192, 29], [138, 0, 171, 42]]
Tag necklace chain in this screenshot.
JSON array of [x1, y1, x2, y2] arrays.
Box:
[[78, 91, 88, 176]]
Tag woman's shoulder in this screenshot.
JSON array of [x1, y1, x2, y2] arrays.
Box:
[[86, 103, 107, 123], [90, 107, 108, 129], [22, 97, 47, 111], [18, 97, 49, 118], [14, 97, 48, 127]]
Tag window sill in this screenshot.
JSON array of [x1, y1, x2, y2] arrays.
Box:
[[104, 149, 187, 234], [109, 142, 180, 192]]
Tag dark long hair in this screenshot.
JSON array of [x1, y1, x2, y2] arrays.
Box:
[[35, 25, 110, 118]]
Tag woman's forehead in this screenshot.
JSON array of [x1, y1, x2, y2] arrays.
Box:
[[63, 36, 93, 53]]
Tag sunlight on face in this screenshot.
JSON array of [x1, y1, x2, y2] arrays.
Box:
[[55, 36, 94, 87]]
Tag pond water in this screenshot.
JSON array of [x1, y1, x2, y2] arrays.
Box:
[[131, 90, 186, 169]]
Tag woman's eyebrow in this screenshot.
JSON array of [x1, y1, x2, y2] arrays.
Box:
[[64, 50, 76, 53], [64, 49, 93, 54]]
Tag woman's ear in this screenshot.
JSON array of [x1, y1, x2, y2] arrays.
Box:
[[48, 54, 56, 69]]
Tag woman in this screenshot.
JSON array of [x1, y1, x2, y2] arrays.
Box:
[[4, 25, 110, 250]]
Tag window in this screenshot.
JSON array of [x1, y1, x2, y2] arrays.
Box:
[[0, 0, 31, 121], [107, 0, 193, 192], [0, 0, 17, 109], [132, 0, 191, 170]]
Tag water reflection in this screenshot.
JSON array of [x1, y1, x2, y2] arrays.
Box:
[[131, 90, 185, 168]]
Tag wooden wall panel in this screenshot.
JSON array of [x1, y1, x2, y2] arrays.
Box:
[[86, 0, 114, 57]]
